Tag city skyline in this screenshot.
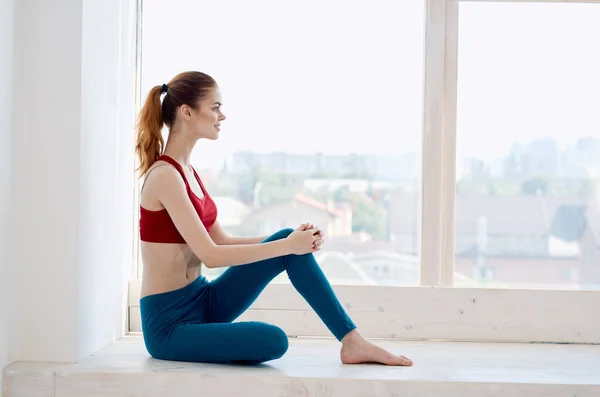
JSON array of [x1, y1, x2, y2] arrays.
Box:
[[141, 0, 599, 171]]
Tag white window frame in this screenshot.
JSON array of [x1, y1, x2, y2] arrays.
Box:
[[128, 0, 600, 344], [132, 0, 144, 281]]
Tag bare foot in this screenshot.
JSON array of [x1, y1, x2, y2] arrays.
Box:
[[340, 330, 413, 366]]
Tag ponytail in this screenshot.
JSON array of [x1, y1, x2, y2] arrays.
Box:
[[135, 85, 165, 177]]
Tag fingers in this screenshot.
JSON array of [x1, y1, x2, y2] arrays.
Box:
[[298, 222, 325, 236], [313, 241, 323, 250], [312, 233, 324, 251], [298, 223, 317, 232], [297, 223, 325, 253], [296, 222, 310, 231], [305, 223, 322, 236], [307, 229, 322, 241]]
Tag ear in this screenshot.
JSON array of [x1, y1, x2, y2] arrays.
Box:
[[179, 104, 194, 121]]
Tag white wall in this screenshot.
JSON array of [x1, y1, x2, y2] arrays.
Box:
[[11, 0, 84, 363], [0, 0, 16, 381], [4, 0, 136, 366]]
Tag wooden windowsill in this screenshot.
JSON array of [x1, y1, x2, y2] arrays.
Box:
[[3, 335, 599, 397]]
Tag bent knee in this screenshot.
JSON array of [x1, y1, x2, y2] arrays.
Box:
[[266, 228, 295, 242], [269, 325, 289, 359], [279, 228, 295, 238], [254, 323, 288, 361]]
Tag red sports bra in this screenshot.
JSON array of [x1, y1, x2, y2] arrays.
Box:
[[139, 155, 218, 243]]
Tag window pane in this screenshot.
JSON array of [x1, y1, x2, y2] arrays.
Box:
[[455, 2, 600, 290], [141, 0, 425, 286]]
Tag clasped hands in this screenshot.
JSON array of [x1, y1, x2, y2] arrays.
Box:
[[286, 222, 325, 255]]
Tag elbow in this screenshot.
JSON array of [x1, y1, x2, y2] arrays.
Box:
[[202, 245, 221, 269], [203, 258, 217, 269], [205, 259, 225, 269], [203, 261, 214, 269]]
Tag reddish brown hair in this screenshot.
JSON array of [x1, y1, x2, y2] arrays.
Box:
[[135, 71, 217, 177]]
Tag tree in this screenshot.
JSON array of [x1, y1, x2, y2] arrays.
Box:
[[521, 177, 549, 195], [578, 178, 599, 198], [237, 165, 262, 204], [351, 198, 386, 240], [333, 188, 386, 239]]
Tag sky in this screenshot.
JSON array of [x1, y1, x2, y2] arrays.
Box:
[[140, 0, 600, 171]]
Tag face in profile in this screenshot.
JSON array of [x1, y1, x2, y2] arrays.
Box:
[[188, 87, 226, 140]]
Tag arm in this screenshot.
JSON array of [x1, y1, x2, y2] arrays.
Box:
[[208, 220, 268, 245], [209, 220, 323, 246], [151, 166, 316, 268]]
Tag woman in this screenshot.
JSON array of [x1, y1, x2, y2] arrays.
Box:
[[136, 71, 413, 366]]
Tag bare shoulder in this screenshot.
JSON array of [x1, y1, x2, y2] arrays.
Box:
[[140, 161, 185, 209], [145, 161, 181, 184]]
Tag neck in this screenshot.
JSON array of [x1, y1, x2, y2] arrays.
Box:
[[162, 129, 198, 168]]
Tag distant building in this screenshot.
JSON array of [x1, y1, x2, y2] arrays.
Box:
[[211, 196, 252, 229], [239, 193, 353, 238], [388, 192, 600, 286], [302, 178, 397, 195], [229, 151, 420, 181]]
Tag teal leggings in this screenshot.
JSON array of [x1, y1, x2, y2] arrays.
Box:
[[140, 228, 357, 364]]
